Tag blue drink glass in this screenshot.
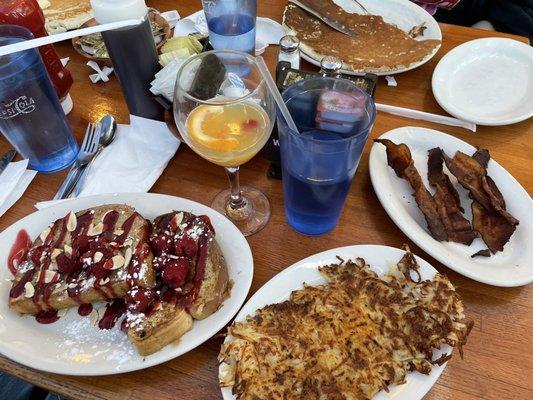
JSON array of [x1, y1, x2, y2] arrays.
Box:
[[0, 25, 78, 173], [277, 77, 376, 235], [202, 0, 257, 55]]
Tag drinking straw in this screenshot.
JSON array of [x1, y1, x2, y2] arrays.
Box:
[[256, 56, 300, 134], [376, 103, 477, 132], [0, 19, 144, 57]]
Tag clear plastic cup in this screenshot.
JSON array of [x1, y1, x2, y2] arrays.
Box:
[[277, 77, 376, 235], [202, 0, 257, 55], [0, 25, 78, 173]]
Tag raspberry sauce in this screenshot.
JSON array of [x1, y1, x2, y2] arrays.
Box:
[[7, 229, 32, 275]]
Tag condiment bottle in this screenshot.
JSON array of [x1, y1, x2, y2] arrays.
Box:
[[320, 56, 342, 77], [278, 35, 300, 69], [0, 0, 74, 111], [90, 0, 164, 121]]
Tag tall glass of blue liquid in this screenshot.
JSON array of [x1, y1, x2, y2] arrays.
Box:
[[0, 25, 78, 173], [202, 0, 257, 55], [277, 77, 376, 235]]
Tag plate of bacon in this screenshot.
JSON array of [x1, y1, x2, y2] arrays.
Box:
[[369, 126, 533, 287]]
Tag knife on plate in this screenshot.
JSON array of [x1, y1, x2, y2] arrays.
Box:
[[288, 0, 358, 37], [0, 150, 16, 177]]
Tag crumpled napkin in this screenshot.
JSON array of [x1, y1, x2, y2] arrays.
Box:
[[173, 10, 285, 55], [0, 159, 37, 217], [36, 115, 180, 209]]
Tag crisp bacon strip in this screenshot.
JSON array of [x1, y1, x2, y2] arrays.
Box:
[[443, 150, 518, 226], [467, 149, 518, 254], [427, 148, 477, 245], [376, 139, 447, 241]]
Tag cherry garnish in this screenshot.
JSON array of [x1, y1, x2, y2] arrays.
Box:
[[174, 234, 196, 258]]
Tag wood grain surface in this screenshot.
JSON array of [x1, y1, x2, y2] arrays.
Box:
[[0, 1, 532, 399]]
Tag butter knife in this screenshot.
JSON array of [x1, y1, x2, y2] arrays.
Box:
[[0, 150, 16, 178], [289, 0, 358, 37]]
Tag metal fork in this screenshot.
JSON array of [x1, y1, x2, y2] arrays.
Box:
[[53, 123, 100, 200]]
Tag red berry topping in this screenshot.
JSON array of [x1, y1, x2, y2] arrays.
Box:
[[150, 235, 172, 256], [56, 252, 82, 274], [174, 234, 196, 258], [161, 257, 189, 288], [126, 287, 157, 313]]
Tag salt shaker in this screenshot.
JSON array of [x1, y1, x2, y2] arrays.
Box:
[[320, 55, 342, 76], [278, 35, 300, 69], [91, 0, 164, 121]]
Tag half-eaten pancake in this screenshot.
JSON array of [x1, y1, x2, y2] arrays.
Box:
[[282, 0, 441, 73]]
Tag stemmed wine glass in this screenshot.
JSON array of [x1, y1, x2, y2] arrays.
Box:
[[173, 50, 275, 236]]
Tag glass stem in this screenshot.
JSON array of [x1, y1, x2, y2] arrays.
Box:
[[225, 166, 245, 209]]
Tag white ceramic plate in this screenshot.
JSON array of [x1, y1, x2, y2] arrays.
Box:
[[0, 193, 253, 375], [297, 0, 442, 76], [220, 245, 451, 400], [369, 127, 533, 287], [432, 38, 533, 125]]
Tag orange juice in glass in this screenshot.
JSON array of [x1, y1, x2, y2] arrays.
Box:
[[174, 50, 275, 236]]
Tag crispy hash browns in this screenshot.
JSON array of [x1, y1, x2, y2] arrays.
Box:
[[219, 249, 472, 400]]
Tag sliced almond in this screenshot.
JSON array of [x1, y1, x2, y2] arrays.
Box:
[[39, 227, 51, 243], [57, 308, 68, 317], [88, 222, 104, 237], [124, 238, 133, 247], [39, 251, 48, 264], [54, 282, 67, 293], [124, 247, 133, 267], [51, 248, 63, 261], [169, 212, 184, 231], [23, 282, 34, 298], [93, 252, 104, 263], [114, 228, 124, 236], [89, 309, 100, 326], [64, 244, 73, 256], [99, 277, 110, 285], [48, 262, 58, 271], [66, 211, 77, 232], [110, 254, 125, 270], [43, 270, 59, 284]]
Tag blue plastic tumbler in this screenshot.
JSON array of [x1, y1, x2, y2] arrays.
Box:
[[277, 77, 376, 236], [202, 0, 257, 55], [0, 25, 78, 173]]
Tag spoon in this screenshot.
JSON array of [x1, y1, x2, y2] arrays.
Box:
[[72, 115, 117, 197]]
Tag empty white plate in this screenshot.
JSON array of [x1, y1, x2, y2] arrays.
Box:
[[432, 38, 533, 125]]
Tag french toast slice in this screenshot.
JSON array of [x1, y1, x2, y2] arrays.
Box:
[[8, 204, 155, 315], [125, 211, 230, 356]]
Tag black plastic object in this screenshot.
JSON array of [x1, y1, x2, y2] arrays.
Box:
[[188, 53, 227, 101]]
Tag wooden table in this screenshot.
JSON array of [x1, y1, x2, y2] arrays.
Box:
[[0, 1, 532, 399]]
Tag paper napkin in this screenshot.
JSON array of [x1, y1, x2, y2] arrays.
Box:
[[173, 10, 285, 55], [0, 159, 37, 218], [36, 115, 180, 210]]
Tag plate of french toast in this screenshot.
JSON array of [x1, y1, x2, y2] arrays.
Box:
[[0, 193, 253, 375]]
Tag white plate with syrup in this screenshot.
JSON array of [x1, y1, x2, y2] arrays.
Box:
[[369, 126, 533, 287], [432, 38, 533, 125], [0, 193, 253, 375], [220, 245, 451, 400], [297, 0, 442, 76]]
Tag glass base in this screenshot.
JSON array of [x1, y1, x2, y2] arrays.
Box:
[[211, 186, 271, 236]]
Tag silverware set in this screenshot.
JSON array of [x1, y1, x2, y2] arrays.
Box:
[[54, 115, 117, 200]]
